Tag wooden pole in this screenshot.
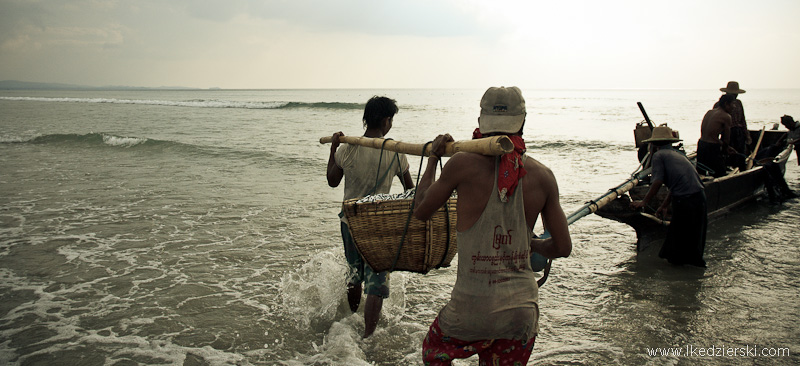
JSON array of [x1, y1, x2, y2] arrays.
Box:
[[745, 127, 766, 170], [319, 135, 515, 157]]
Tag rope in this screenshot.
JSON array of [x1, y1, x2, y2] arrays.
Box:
[[391, 141, 433, 272], [694, 161, 715, 177], [434, 153, 451, 269], [368, 138, 401, 196]]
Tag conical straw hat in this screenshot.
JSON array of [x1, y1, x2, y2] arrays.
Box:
[[642, 126, 681, 143]]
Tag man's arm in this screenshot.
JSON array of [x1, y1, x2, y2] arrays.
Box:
[[630, 179, 664, 210], [656, 191, 671, 219], [530, 168, 572, 259], [739, 101, 752, 145], [721, 115, 733, 152], [413, 134, 456, 221], [399, 169, 414, 190], [327, 132, 344, 187]]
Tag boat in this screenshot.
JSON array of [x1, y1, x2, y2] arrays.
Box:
[[595, 106, 795, 252]]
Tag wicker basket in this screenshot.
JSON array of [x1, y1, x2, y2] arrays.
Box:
[[343, 197, 457, 274]]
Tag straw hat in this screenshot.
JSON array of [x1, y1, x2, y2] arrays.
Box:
[[720, 81, 746, 94], [478, 86, 526, 134], [642, 126, 681, 143]]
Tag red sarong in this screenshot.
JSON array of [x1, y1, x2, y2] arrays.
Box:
[[422, 317, 535, 365]]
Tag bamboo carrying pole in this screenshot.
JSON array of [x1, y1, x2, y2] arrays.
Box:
[[319, 135, 514, 157]]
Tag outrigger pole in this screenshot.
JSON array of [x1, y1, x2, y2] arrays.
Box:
[[538, 165, 652, 240], [319, 135, 514, 157]]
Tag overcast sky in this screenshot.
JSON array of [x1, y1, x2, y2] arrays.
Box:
[[1, 0, 798, 89]]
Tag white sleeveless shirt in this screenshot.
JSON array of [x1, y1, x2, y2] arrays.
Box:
[[438, 157, 539, 341]]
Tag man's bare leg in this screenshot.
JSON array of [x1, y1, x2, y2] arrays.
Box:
[[363, 294, 383, 338], [347, 283, 361, 313]]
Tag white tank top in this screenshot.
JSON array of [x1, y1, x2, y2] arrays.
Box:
[[438, 157, 539, 341]]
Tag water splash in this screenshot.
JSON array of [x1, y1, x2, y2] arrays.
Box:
[[278, 250, 349, 330]]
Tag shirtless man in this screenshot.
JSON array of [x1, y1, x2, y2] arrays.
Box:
[[697, 94, 737, 177], [412, 86, 572, 365]]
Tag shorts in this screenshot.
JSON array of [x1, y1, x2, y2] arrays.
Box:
[[422, 317, 535, 366], [340, 219, 389, 298], [696, 140, 725, 177]]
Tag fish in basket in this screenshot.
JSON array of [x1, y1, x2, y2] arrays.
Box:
[[342, 191, 457, 274]]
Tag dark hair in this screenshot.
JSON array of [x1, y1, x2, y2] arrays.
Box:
[[363, 96, 398, 129], [718, 93, 736, 108]]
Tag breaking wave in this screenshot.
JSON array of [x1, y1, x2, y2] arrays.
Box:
[[0, 96, 363, 110]]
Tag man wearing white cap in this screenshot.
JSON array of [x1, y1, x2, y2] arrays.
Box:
[[413, 86, 572, 365], [631, 126, 707, 268]]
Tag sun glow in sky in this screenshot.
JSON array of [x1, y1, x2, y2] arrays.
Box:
[[1, 0, 798, 89]]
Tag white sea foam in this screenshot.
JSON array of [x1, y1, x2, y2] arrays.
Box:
[[0, 132, 40, 143], [102, 134, 147, 147]]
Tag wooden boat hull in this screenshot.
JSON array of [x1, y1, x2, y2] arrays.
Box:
[[596, 129, 794, 251]]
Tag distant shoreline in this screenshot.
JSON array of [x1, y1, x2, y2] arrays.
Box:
[[0, 80, 202, 91]]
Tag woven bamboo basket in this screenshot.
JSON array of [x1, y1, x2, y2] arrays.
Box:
[[343, 197, 457, 274]]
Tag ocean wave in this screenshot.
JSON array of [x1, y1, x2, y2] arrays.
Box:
[[2, 132, 279, 162], [0, 132, 188, 153], [102, 134, 148, 147], [0, 96, 363, 110], [9, 133, 150, 147]]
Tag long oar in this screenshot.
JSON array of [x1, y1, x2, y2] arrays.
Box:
[[320, 135, 514, 157], [745, 127, 766, 170]]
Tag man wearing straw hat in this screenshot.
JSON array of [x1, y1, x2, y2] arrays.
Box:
[[718, 81, 751, 158], [631, 126, 708, 268], [413, 86, 572, 365], [327, 96, 414, 338]]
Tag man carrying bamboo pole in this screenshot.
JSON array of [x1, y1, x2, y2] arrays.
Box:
[[326, 96, 414, 338], [413, 86, 572, 365], [631, 126, 708, 268]]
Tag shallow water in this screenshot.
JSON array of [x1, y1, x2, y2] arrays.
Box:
[[0, 89, 798, 365]]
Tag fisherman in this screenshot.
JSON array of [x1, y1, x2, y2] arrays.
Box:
[[631, 126, 707, 268], [717, 81, 751, 159], [780, 114, 800, 164], [326, 96, 414, 338], [755, 138, 798, 204], [697, 94, 737, 177], [413, 86, 572, 365], [754, 115, 800, 203]]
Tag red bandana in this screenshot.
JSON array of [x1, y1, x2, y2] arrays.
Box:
[[473, 128, 527, 202]]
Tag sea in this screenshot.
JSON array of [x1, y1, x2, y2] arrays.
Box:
[[0, 88, 798, 366]]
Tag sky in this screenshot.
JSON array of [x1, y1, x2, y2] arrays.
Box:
[[1, 0, 799, 89]]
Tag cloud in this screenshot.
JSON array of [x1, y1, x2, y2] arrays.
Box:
[[0, 0, 798, 89], [180, 0, 497, 38]]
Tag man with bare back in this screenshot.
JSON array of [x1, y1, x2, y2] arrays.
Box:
[[412, 86, 572, 365], [697, 94, 737, 177]]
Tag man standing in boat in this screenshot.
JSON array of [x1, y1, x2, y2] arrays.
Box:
[[413, 86, 572, 365], [326, 96, 414, 338], [718, 81, 751, 160], [631, 126, 707, 268], [697, 94, 737, 177]]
